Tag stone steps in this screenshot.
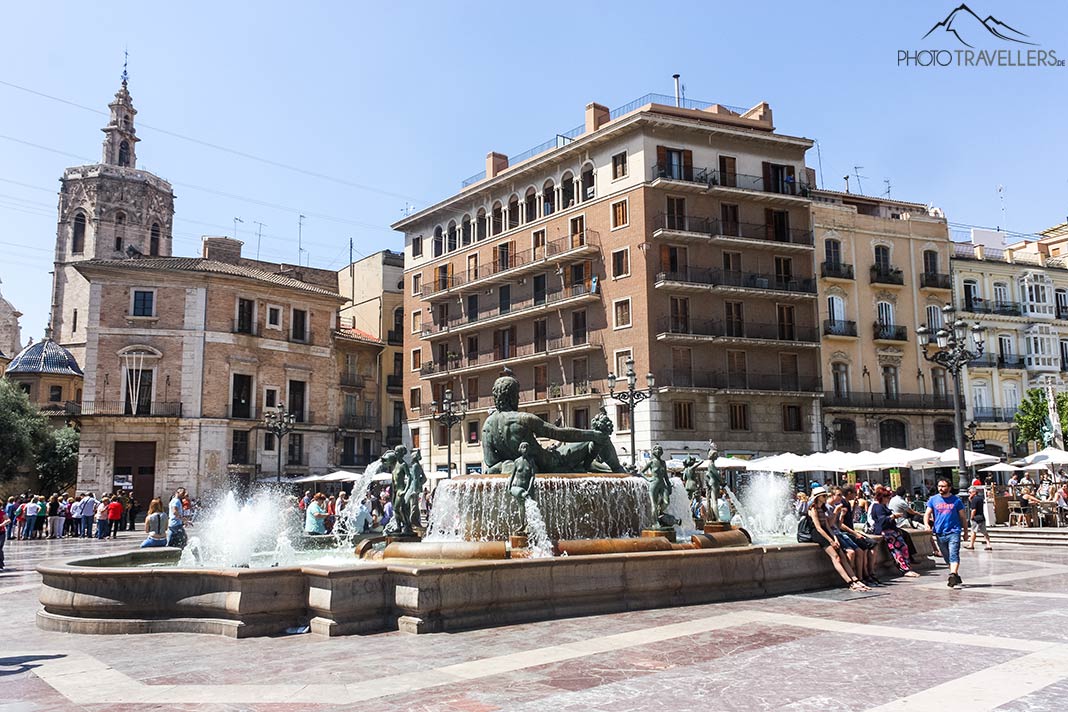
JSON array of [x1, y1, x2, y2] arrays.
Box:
[[987, 528, 1068, 546]]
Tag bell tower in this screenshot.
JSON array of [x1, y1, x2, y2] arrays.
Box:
[[49, 72, 175, 368]]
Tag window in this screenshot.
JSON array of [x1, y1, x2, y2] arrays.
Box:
[[923, 249, 939, 274], [877, 301, 895, 326], [926, 304, 943, 330], [825, 238, 842, 265], [722, 251, 741, 273], [236, 298, 255, 334], [611, 199, 629, 229], [287, 380, 306, 423], [149, 223, 161, 256], [721, 204, 740, 236], [114, 212, 126, 251], [411, 273, 422, 295], [665, 196, 686, 230], [71, 213, 86, 253], [572, 310, 587, 345], [774, 256, 793, 288], [466, 421, 479, 444], [614, 349, 632, 378], [118, 140, 130, 167], [827, 295, 846, 324], [612, 248, 630, 278], [673, 401, 695, 430], [611, 151, 628, 179], [718, 155, 737, 187], [993, 282, 1009, 306], [532, 230, 546, 259], [882, 365, 899, 399], [671, 347, 692, 386], [779, 353, 800, 390], [670, 297, 690, 333], [725, 301, 744, 337], [782, 405, 802, 432], [267, 305, 282, 329], [131, 289, 155, 317], [287, 433, 304, 466], [411, 427, 421, 450], [231, 373, 253, 418], [533, 319, 547, 352], [411, 309, 421, 333], [874, 245, 891, 270], [932, 368, 947, 398], [264, 432, 275, 451], [265, 388, 278, 409], [72, 309, 78, 333], [572, 408, 589, 429], [48, 385, 63, 402], [616, 404, 631, 432], [729, 403, 750, 431], [412, 235, 423, 257], [660, 244, 688, 274], [613, 298, 632, 329], [879, 420, 907, 449], [231, 430, 250, 465], [832, 362, 849, 397], [411, 349, 422, 371], [727, 350, 747, 387], [291, 309, 308, 342], [776, 304, 795, 340]]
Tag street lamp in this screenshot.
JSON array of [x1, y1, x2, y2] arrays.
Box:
[[263, 402, 296, 484], [917, 304, 985, 490], [431, 389, 465, 479], [607, 356, 655, 470]]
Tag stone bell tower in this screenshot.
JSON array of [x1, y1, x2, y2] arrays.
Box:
[[49, 73, 176, 368]]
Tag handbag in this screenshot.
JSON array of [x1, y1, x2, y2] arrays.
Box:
[[796, 514, 815, 543]]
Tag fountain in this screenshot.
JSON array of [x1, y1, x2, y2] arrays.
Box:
[[36, 371, 937, 638], [726, 472, 798, 544]]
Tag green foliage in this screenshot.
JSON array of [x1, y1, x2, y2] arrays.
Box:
[[0, 379, 49, 481], [36, 426, 80, 494], [1014, 388, 1068, 445]]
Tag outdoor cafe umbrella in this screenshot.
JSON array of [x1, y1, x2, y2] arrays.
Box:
[[850, 447, 936, 470], [928, 448, 999, 468], [744, 452, 810, 473], [1013, 446, 1068, 467], [979, 463, 1021, 473]]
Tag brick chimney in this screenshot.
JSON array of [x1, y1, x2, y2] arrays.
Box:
[[201, 236, 244, 264], [585, 102, 610, 133], [486, 152, 509, 179]]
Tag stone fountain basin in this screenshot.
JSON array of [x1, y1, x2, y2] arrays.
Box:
[[36, 534, 935, 638]]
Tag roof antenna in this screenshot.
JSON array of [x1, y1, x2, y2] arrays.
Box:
[[843, 175, 850, 193], [883, 178, 891, 198], [121, 48, 129, 86], [852, 166, 866, 195], [997, 185, 1005, 234], [673, 74, 681, 107]]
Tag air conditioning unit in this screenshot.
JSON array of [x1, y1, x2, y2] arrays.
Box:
[[585, 187, 595, 199]]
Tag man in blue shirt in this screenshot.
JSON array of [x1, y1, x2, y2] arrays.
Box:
[[167, 487, 189, 549], [924, 478, 969, 588]]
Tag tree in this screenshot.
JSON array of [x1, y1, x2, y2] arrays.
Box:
[[36, 426, 80, 494], [0, 379, 48, 482], [1013, 388, 1068, 446]]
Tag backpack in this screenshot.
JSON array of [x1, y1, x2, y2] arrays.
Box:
[[796, 513, 815, 543]]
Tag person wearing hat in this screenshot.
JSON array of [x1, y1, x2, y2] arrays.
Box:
[[807, 486, 870, 592], [964, 486, 992, 551]]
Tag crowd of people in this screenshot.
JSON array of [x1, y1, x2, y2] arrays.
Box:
[[797, 478, 985, 591], [294, 485, 434, 536]]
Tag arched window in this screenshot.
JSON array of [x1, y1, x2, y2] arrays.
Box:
[[461, 215, 472, 246], [561, 172, 575, 208], [149, 222, 161, 256], [475, 209, 487, 241], [922, 249, 939, 275], [118, 140, 130, 167], [824, 238, 842, 266], [580, 164, 595, 202], [879, 419, 907, 449], [874, 244, 891, 269], [542, 180, 555, 216], [122, 115, 131, 129], [446, 221, 457, 252], [393, 306, 404, 331], [114, 211, 126, 251], [524, 188, 537, 222], [71, 212, 86, 254], [507, 194, 520, 229], [925, 304, 943, 330], [931, 367, 947, 398], [432, 226, 443, 257], [963, 279, 980, 311], [876, 301, 895, 326], [827, 295, 846, 327], [491, 201, 503, 235], [834, 418, 858, 452]]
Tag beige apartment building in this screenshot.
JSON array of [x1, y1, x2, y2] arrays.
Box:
[[71, 237, 351, 502], [813, 191, 956, 452], [394, 93, 822, 471], [337, 249, 405, 452], [953, 224, 1068, 458]]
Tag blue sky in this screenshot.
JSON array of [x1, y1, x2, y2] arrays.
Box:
[[1, 0, 1066, 340]]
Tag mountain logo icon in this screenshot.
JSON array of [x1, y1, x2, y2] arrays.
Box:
[[922, 4, 1038, 48]]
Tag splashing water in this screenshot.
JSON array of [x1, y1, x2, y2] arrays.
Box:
[[524, 498, 553, 558], [178, 490, 298, 568], [726, 471, 797, 544], [666, 477, 699, 538]]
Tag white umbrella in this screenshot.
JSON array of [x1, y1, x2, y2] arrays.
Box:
[[928, 448, 999, 468], [700, 457, 748, 470], [791, 451, 850, 473], [979, 462, 1021, 473], [1014, 446, 1068, 466], [666, 458, 687, 472], [319, 470, 359, 482], [370, 472, 393, 482], [745, 452, 809, 473], [851, 447, 934, 470], [1019, 462, 1052, 471]]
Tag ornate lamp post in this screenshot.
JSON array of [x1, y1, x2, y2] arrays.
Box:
[[917, 305, 985, 490], [431, 389, 465, 479], [263, 402, 296, 484], [607, 356, 655, 470]]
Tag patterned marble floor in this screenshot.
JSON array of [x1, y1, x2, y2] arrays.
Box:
[[2, 532, 1068, 711]]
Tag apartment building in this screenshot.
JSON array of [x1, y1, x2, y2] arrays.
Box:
[[70, 237, 349, 503], [813, 191, 956, 452], [952, 224, 1068, 458], [394, 93, 822, 469], [337, 249, 405, 453]]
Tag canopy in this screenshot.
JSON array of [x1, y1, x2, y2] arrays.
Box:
[[926, 448, 999, 468], [1013, 447, 1068, 466], [979, 462, 1020, 473], [850, 447, 936, 470], [700, 457, 749, 470], [745, 452, 810, 473], [370, 471, 393, 482], [1019, 462, 1052, 471], [666, 458, 687, 472], [318, 470, 360, 482]]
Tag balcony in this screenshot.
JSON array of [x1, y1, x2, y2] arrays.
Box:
[[385, 425, 402, 446], [820, 261, 854, 280], [969, 354, 1025, 370], [231, 318, 258, 336], [920, 272, 952, 290], [338, 454, 373, 468], [655, 266, 816, 298], [873, 323, 908, 341], [420, 334, 601, 378], [822, 392, 954, 410], [416, 379, 607, 417], [340, 415, 380, 431], [386, 374, 403, 392], [656, 316, 818, 344], [649, 165, 811, 202], [421, 283, 598, 338], [823, 319, 858, 337], [651, 213, 813, 248], [387, 329, 403, 346], [1059, 306, 1068, 321], [339, 373, 366, 388], [420, 230, 600, 300], [973, 406, 1018, 423], [869, 265, 904, 286], [68, 401, 183, 417], [962, 300, 1020, 317], [656, 369, 821, 393]]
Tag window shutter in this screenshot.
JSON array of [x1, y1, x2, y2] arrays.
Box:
[[660, 244, 671, 273], [656, 145, 668, 174], [682, 150, 694, 181], [492, 245, 499, 268], [765, 209, 774, 241], [762, 161, 772, 192], [583, 261, 591, 284]]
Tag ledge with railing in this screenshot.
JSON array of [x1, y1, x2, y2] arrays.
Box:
[[339, 373, 366, 388], [869, 265, 905, 285], [920, 272, 952, 289], [340, 415, 380, 431], [655, 369, 821, 393], [652, 213, 813, 246], [656, 316, 818, 343], [873, 323, 908, 341], [650, 165, 811, 197], [421, 282, 596, 336], [973, 406, 1019, 423], [415, 379, 606, 417], [823, 319, 858, 337], [338, 454, 373, 467], [969, 354, 1025, 370], [387, 329, 403, 346], [386, 374, 404, 391], [821, 261, 854, 280], [655, 266, 816, 295], [67, 401, 183, 417], [385, 425, 403, 444], [822, 392, 954, 410], [962, 299, 1021, 317], [420, 333, 600, 376], [231, 318, 258, 336]]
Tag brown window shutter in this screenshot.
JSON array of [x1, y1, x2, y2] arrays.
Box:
[[660, 244, 671, 272], [656, 145, 668, 174], [765, 208, 774, 240], [682, 150, 693, 181], [583, 261, 591, 284], [492, 245, 499, 267], [762, 161, 772, 192]]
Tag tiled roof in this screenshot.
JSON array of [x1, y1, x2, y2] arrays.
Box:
[[6, 339, 83, 376], [335, 327, 383, 346], [76, 257, 342, 297]]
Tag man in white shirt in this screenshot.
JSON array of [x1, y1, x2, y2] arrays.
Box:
[[80, 493, 98, 538]]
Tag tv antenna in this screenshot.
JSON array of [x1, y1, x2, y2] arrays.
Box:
[[843, 175, 850, 193], [997, 185, 1006, 233], [253, 221, 267, 260], [883, 178, 892, 198], [298, 214, 306, 266], [852, 166, 867, 196]]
